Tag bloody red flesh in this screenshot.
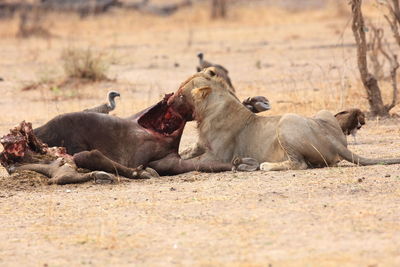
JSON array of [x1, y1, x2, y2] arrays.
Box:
[[0, 121, 71, 168], [0, 121, 42, 167], [138, 93, 185, 136]]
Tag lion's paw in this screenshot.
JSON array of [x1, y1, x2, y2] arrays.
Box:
[[6, 165, 16, 174], [260, 162, 274, 171], [232, 157, 259, 172]]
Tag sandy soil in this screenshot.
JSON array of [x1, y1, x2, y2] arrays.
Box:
[[1, 2, 400, 266]]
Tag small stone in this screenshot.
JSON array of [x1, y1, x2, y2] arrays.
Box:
[[385, 174, 391, 177], [65, 189, 71, 193], [170, 187, 176, 191], [357, 178, 363, 183]]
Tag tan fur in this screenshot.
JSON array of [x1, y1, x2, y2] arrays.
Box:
[[192, 86, 212, 99], [196, 52, 235, 91], [204, 66, 235, 92], [172, 72, 400, 169]]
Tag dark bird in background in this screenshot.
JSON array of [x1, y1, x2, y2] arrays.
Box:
[[84, 91, 120, 114], [196, 53, 271, 114], [196, 52, 235, 91], [197, 52, 229, 73], [335, 108, 366, 144], [242, 96, 271, 113]]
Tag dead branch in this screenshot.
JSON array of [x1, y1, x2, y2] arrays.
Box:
[[387, 55, 399, 110], [383, 46, 399, 111], [384, 0, 400, 46], [368, 23, 385, 79], [379, 0, 400, 112]]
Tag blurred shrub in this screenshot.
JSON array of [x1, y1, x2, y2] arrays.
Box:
[[61, 48, 109, 81]]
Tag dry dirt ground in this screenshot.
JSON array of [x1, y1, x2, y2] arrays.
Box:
[[1, 2, 400, 266]]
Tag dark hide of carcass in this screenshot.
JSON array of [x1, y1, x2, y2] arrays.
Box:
[[0, 121, 154, 185]]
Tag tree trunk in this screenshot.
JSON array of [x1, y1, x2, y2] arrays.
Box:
[[351, 0, 389, 117], [211, 0, 227, 19], [363, 75, 387, 116]]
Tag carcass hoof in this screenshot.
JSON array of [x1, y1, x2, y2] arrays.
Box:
[[144, 167, 160, 178], [6, 165, 16, 175], [132, 166, 160, 179], [92, 171, 115, 184], [232, 157, 259, 172]]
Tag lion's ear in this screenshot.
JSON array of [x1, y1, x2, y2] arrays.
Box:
[[192, 86, 211, 100], [334, 110, 349, 117], [208, 69, 216, 77]]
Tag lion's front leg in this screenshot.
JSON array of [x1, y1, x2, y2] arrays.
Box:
[[180, 142, 206, 159], [260, 160, 307, 171]]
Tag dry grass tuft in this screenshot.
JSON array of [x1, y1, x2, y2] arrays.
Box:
[[61, 47, 109, 82], [21, 47, 113, 99]]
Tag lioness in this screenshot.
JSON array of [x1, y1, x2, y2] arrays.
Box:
[[168, 70, 400, 170], [335, 108, 366, 144], [179, 67, 270, 160]]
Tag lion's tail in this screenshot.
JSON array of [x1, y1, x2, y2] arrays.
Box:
[[334, 140, 400, 166]]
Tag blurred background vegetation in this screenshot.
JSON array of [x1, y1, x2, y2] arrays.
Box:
[[0, 0, 399, 131]]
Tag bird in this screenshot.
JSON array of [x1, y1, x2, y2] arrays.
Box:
[[84, 91, 120, 114], [197, 53, 235, 91], [334, 108, 366, 144], [196, 52, 229, 73], [242, 96, 271, 113]]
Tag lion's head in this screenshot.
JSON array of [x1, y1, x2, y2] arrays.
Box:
[[168, 67, 239, 121]]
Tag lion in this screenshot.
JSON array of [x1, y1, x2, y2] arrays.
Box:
[[179, 67, 270, 160], [334, 108, 366, 144], [168, 70, 400, 170]]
